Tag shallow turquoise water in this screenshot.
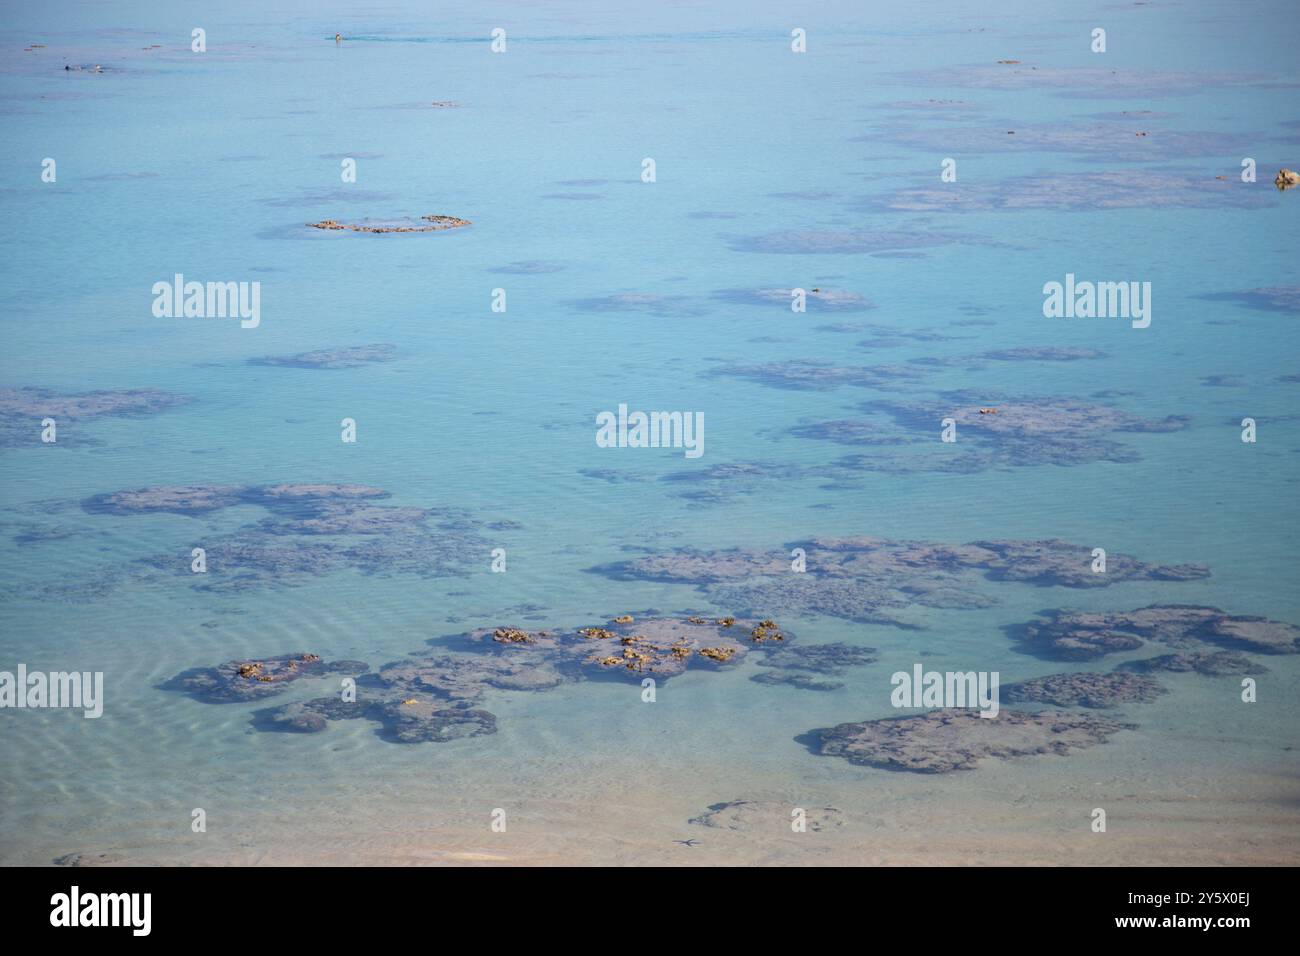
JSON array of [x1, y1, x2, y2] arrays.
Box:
[[1, 0, 1297, 865]]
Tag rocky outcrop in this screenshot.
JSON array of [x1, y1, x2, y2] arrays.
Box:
[[571, 616, 760, 677], [163, 654, 369, 703], [463, 615, 777, 678], [307, 215, 470, 233]]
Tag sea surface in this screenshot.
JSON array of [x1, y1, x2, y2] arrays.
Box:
[[1, 0, 1297, 865]]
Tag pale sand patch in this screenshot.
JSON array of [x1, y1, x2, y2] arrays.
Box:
[[49, 767, 1296, 867]]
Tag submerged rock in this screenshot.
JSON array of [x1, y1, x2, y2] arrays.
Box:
[[814, 708, 1134, 773], [256, 696, 370, 732], [1121, 650, 1264, 676], [750, 671, 843, 691], [689, 800, 843, 832], [1016, 605, 1219, 659], [1005, 671, 1166, 708], [600, 537, 1204, 589], [712, 287, 874, 312], [727, 226, 969, 256], [1, 386, 189, 448], [372, 698, 496, 743], [1200, 286, 1300, 314], [83, 482, 388, 516], [709, 573, 980, 628], [1015, 605, 1300, 659], [378, 654, 567, 701], [708, 359, 927, 391], [788, 419, 902, 446], [935, 399, 1187, 439], [569, 292, 707, 318], [863, 170, 1273, 213], [1, 386, 186, 420], [83, 484, 248, 516], [53, 852, 125, 866], [973, 539, 1208, 588], [981, 347, 1106, 362], [876, 110, 1251, 163], [254, 483, 388, 501], [796, 394, 1195, 474], [1205, 616, 1300, 654], [754, 642, 877, 674], [249, 680, 501, 743], [245, 653, 546, 742], [593, 537, 1206, 629], [72, 483, 501, 595], [248, 344, 398, 369], [1017, 620, 1145, 660], [253, 501, 429, 536]]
